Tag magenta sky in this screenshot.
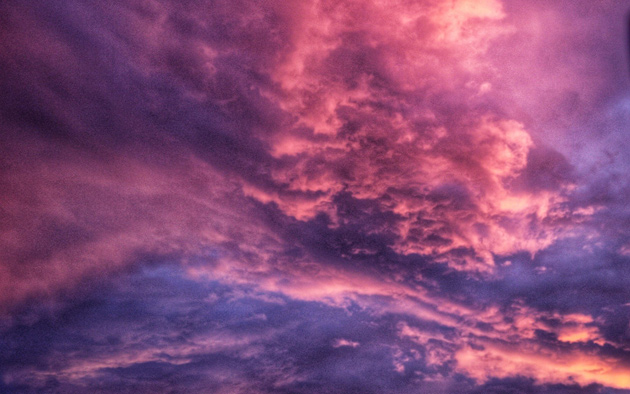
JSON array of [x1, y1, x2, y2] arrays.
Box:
[[2, 0, 630, 393]]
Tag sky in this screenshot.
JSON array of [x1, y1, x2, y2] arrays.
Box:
[[2, 0, 630, 393]]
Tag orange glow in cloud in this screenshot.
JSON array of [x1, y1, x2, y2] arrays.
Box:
[[456, 340, 630, 389], [188, 253, 629, 389]]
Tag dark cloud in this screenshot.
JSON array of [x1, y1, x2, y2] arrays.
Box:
[[7, 264, 626, 393]]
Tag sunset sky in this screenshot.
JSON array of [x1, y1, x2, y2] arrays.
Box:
[[2, 1, 630, 393]]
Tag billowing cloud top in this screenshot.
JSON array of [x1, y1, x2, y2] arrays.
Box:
[[2, 0, 630, 393]]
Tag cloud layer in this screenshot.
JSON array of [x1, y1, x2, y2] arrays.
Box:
[[2, 0, 630, 392]]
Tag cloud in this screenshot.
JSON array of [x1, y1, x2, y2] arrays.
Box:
[[2, 0, 630, 392]]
